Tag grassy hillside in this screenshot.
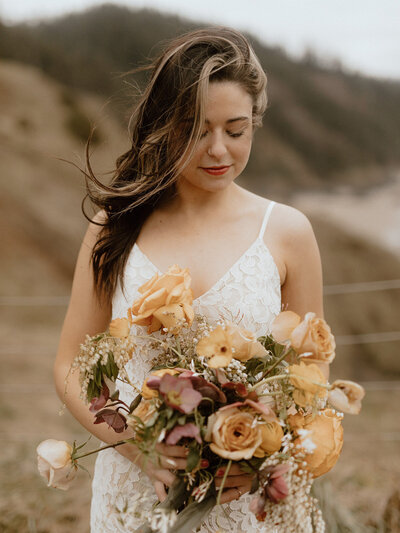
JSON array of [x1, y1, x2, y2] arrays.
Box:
[[1, 3, 400, 194], [1, 58, 399, 380]]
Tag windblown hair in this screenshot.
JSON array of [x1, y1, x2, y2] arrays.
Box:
[[84, 26, 268, 304]]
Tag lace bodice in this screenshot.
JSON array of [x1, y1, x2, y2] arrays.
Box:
[[91, 201, 282, 532]]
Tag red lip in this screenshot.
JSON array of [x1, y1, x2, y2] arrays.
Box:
[[200, 165, 231, 175]]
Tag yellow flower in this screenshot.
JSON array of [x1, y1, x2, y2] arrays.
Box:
[[109, 317, 131, 338], [271, 311, 335, 363], [129, 264, 194, 334], [328, 380, 365, 414], [141, 368, 178, 399], [289, 362, 328, 407], [226, 322, 268, 361], [196, 326, 233, 368], [254, 420, 284, 457], [293, 409, 343, 478]]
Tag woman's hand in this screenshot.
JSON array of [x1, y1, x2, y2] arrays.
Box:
[[120, 442, 188, 502], [215, 463, 255, 504]]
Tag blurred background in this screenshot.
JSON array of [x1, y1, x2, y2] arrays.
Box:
[[1, 1, 399, 531]]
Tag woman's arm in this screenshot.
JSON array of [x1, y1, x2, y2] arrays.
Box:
[[53, 213, 184, 500], [279, 206, 329, 379]]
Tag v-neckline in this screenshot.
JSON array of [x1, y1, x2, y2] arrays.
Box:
[[133, 237, 267, 303]]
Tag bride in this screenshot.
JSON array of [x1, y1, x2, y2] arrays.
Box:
[[54, 26, 327, 532]]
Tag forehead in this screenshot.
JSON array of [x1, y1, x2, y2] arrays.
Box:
[[204, 81, 253, 123]]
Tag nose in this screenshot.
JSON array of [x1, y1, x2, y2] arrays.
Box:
[[206, 131, 228, 160]]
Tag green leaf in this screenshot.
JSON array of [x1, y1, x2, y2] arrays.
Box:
[[186, 445, 200, 472], [110, 389, 120, 401], [129, 394, 142, 413]]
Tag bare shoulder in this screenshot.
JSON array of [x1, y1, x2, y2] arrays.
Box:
[[271, 202, 314, 242]]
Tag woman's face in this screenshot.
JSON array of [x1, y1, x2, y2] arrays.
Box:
[[178, 81, 254, 192]]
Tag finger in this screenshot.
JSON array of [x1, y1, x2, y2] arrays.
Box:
[[218, 487, 245, 505], [158, 456, 187, 470], [153, 480, 167, 502], [155, 468, 176, 488], [156, 443, 189, 458], [215, 475, 253, 489], [215, 464, 248, 477]]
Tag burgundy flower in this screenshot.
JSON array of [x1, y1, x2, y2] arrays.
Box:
[[93, 408, 127, 433], [89, 382, 110, 412], [165, 423, 202, 445], [222, 381, 248, 397], [159, 374, 202, 414]]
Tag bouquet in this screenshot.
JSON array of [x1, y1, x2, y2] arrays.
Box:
[[37, 265, 365, 533]]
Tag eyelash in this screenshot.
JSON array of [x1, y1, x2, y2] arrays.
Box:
[[200, 131, 245, 139]]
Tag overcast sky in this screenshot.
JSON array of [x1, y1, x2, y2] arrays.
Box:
[[1, 0, 399, 80]]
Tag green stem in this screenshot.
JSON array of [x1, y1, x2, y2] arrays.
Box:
[[262, 346, 292, 377], [73, 438, 134, 461], [216, 460, 232, 507], [250, 373, 288, 391]]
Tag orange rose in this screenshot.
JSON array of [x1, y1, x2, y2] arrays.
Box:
[[271, 311, 335, 363], [109, 317, 131, 338], [328, 380, 365, 414], [196, 325, 233, 368], [293, 409, 343, 478], [141, 368, 178, 399], [129, 264, 194, 334], [254, 420, 284, 457], [226, 322, 268, 361], [289, 362, 328, 408]]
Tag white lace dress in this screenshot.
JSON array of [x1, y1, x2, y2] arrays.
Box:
[[90, 201, 281, 532]]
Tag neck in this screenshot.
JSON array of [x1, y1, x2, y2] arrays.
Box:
[[167, 179, 241, 218]]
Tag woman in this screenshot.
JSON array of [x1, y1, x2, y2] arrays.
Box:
[[54, 27, 326, 532]]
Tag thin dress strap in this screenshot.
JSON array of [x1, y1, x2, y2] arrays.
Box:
[[258, 200, 275, 239]]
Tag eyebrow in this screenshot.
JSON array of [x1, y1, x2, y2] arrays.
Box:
[[205, 116, 250, 125]]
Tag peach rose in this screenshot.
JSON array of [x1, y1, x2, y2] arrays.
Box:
[[128, 399, 157, 426], [328, 380, 365, 414], [129, 264, 194, 334], [196, 325, 233, 368], [271, 311, 335, 363], [141, 368, 179, 399], [226, 322, 268, 361], [205, 407, 262, 460], [289, 362, 328, 408], [109, 317, 131, 338], [293, 409, 343, 477], [37, 439, 77, 490], [205, 400, 280, 460]]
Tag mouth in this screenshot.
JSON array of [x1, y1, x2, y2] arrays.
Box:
[[200, 165, 231, 176]]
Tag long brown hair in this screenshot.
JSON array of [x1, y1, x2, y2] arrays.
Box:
[[84, 26, 267, 304]]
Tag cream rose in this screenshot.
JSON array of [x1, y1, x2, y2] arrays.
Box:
[[129, 264, 194, 334], [271, 311, 335, 363], [292, 409, 343, 478], [328, 380, 365, 414], [37, 439, 77, 490]]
